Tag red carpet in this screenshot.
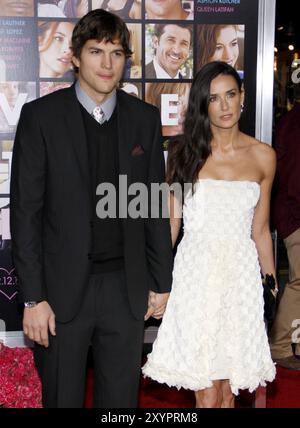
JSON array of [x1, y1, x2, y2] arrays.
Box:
[[84, 366, 300, 408], [267, 366, 300, 408]]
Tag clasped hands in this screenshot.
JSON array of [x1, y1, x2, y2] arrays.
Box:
[[144, 291, 170, 321], [23, 291, 169, 347]]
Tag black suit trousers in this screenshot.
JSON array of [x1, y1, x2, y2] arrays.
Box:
[[34, 270, 145, 408]]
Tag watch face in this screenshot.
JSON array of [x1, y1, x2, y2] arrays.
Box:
[[24, 301, 37, 308]]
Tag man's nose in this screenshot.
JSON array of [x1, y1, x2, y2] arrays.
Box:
[[101, 53, 112, 69], [171, 43, 182, 55]]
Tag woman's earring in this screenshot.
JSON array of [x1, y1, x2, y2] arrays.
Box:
[[241, 103, 244, 113]]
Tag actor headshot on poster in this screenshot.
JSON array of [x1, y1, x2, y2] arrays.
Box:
[[38, 0, 88, 18], [145, 0, 193, 20], [0, 0, 34, 17], [145, 23, 193, 79], [64, 0, 88, 17], [146, 82, 191, 136], [38, 1, 65, 17], [92, 0, 142, 19], [38, 21, 75, 79], [0, 81, 36, 134], [0, 81, 19, 108], [197, 24, 244, 75]]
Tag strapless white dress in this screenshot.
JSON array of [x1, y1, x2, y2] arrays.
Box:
[[142, 179, 276, 395]]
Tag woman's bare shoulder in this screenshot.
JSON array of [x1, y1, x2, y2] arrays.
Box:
[[252, 139, 275, 161], [241, 134, 276, 180], [249, 138, 276, 179], [242, 134, 275, 160]]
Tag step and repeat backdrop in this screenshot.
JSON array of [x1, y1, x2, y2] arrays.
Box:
[[0, 0, 259, 331]]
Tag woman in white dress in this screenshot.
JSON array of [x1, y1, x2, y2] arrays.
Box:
[[142, 61, 277, 408]]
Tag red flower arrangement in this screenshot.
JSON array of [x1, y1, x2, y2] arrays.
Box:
[[0, 342, 42, 408]]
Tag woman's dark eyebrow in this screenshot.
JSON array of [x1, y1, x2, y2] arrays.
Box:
[[210, 88, 237, 96]]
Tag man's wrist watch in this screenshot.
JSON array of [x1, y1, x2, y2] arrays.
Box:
[[24, 301, 38, 308]]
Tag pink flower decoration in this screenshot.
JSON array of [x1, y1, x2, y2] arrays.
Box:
[[0, 343, 42, 408]]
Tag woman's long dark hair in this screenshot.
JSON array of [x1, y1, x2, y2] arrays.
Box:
[[167, 61, 243, 189]]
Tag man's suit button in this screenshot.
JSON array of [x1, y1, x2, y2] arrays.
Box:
[[89, 221, 93, 228], [88, 253, 92, 260]]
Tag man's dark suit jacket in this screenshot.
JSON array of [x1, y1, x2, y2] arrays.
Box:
[[10, 85, 173, 322], [145, 60, 183, 79]]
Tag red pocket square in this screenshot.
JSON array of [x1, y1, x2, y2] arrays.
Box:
[[131, 145, 145, 156]]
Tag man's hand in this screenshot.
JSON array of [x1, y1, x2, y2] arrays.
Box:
[[144, 291, 156, 321], [144, 291, 170, 321], [23, 301, 56, 348], [151, 292, 170, 319]]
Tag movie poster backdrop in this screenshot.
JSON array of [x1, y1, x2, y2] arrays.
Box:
[[0, 0, 259, 331]]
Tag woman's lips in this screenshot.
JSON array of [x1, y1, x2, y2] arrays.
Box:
[[220, 114, 233, 121], [58, 57, 71, 64]]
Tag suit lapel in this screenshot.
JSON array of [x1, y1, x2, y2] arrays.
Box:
[[116, 90, 133, 186], [63, 85, 90, 189]]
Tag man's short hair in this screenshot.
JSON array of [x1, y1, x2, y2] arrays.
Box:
[[153, 23, 193, 47], [72, 9, 132, 60]]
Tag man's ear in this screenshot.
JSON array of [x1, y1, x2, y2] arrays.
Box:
[[72, 55, 80, 69], [152, 35, 159, 50]]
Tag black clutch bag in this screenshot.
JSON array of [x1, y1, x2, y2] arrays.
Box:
[[262, 273, 278, 330]]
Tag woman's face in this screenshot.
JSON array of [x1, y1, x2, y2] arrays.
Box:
[[210, 26, 239, 68], [39, 22, 74, 78], [208, 74, 243, 130]]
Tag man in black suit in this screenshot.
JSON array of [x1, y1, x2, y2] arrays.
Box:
[[10, 9, 173, 408], [145, 23, 192, 79]]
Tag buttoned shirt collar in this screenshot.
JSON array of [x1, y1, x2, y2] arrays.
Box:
[[75, 80, 116, 121]]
